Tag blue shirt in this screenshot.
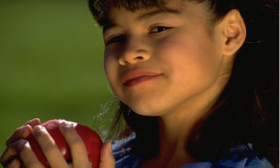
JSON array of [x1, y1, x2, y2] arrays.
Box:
[[112, 135, 273, 168]]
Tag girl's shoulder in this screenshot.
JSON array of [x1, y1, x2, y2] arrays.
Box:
[[217, 143, 273, 168], [181, 143, 274, 168], [112, 133, 141, 168], [112, 135, 273, 168]]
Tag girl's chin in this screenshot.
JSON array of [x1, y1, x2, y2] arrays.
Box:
[[129, 106, 165, 117]]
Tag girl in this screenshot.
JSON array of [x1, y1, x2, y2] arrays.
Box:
[[1, 0, 278, 167]]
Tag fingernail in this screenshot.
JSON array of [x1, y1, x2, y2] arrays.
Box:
[[17, 139, 28, 151], [34, 118, 41, 124], [60, 121, 75, 131], [33, 125, 45, 137], [107, 141, 112, 151], [8, 159, 17, 167], [20, 126, 27, 134], [30, 118, 39, 125], [33, 118, 40, 122]]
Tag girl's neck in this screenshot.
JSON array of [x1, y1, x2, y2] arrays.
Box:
[[157, 91, 218, 145], [143, 85, 223, 168], [140, 104, 212, 168]]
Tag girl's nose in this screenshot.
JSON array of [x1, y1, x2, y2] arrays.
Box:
[[118, 38, 151, 66]]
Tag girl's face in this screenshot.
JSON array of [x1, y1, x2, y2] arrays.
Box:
[[103, 1, 231, 117]]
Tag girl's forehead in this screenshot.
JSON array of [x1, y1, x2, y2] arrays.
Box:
[[110, 0, 186, 12], [106, 0, 187, 21], [91, 0, 209, 27]]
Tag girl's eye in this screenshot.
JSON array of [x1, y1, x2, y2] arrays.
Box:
[[106, 35, 126, 45], [150, 26, 170, 33]]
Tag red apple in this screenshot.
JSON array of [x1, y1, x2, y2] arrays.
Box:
[[24, 119, 102, 168]]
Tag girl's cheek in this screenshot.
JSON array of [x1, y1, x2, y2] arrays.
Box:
[[104, 52, 114, 75]]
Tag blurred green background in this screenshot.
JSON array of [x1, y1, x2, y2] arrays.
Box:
[[0, 0, 113, 160]]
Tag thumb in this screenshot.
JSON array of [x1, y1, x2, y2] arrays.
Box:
[[99, 141, 115, 168]]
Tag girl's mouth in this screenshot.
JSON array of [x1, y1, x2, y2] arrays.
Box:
[[122, 70, 161, 87]]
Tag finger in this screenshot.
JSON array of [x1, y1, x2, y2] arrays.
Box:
[[6, 125, 33, 146], [59, 121, 91, 168], [33, 125, 68, 168], [24, 118, 41, 128], [68, 163, 73, 168], [99, 141, 115, 168], [3, 159, 21, 168], [17, 139, 45, 168], [6, 118, 41, 146], [1, 141, 22, 166]]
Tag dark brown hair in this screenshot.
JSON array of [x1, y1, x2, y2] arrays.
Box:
[[89, 0, 279, 166]]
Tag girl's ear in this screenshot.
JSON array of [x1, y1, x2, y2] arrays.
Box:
[[222, 9, 246, 56]]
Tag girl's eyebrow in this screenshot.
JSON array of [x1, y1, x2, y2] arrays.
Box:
[[103, 8, 181, 33], [136, 8, 181, 21], [103, 23, 116, 34]]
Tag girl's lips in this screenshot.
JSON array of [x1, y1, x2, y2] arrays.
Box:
[[122, 70, 161, 86]]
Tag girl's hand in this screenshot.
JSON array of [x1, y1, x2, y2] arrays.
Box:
[[15, 121, 93, 168], [0, 118, 41, 168], [1, 119, 115, 168]]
